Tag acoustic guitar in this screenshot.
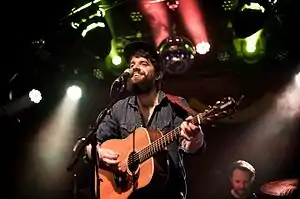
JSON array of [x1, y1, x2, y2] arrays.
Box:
[[96, 97, 237, 199]]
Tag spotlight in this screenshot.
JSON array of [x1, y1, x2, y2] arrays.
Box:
[[29, 89, 42, 104], [112, 55, 122, 66], [31, 38, 45, 51], [93, 68, 104, 80], [196, 41, 210, 55], [295, 72, 300, 87], [217, 52, 230, 61], [222, 0, 236, 11], [70, 7, 112, 58], [158, 36, 196, 74], [129, 12, 143, 22], [67, 85, 82, 100], [166, 0, 180, 10], [275, 50, 289, 61], [231, 2, 267, 38]]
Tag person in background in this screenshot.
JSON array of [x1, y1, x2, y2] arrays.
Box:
[[226, 160, 257, 199]]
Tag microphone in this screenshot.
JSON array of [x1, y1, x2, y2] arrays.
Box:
[[110, 68, 132, 97], [114, 69, 133, 83], [72, 137, 86, 153]]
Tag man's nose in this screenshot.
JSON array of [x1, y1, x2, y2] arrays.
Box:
[[132, 65, 141, 72], [240, 183, 246, 189]]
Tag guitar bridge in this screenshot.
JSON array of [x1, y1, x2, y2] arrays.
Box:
[[113, 169, 140, 192]]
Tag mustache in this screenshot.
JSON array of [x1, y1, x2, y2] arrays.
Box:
[[132, 68, 145, 75]]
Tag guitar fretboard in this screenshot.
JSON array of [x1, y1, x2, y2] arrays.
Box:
[[137, 113, 203, 163], [131, 97, 235, 165]]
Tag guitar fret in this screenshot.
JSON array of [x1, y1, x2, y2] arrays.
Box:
[[137, 97, 236, 164], [127, 98, 236, 178], [138, 127, 180, 163], [139, 120, 193, 162]]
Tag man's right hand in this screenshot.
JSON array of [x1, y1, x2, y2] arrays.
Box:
[[97, 146, 120, 165]]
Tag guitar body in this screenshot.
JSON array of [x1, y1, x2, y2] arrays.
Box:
[[96, 127, 169, 199]]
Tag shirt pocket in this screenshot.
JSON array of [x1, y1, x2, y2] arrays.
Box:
[[119, 122, 137, 138]]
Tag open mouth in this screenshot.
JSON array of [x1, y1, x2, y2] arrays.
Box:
[[133, 73, 142, 77]]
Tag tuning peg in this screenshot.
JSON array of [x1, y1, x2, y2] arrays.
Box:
[[212, 105, 217, 109]]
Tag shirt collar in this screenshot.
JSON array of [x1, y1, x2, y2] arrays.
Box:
[[128, 90, 167, 108]]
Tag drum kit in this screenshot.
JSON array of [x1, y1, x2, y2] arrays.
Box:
[[260, 178, 299, 197]]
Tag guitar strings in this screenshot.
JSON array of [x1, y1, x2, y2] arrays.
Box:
[[127, 116, 201, 165], [127, 128, 180, 165], [127, 100, 233, 165], [131, 129, 180, 163], [127, 115, 203, 165]]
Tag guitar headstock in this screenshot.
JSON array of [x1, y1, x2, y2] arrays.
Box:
[[201, 96, 237, 122]]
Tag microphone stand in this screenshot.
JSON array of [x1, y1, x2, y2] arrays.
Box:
[[66, 78, 127, 199]]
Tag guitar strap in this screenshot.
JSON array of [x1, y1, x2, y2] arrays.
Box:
[[166, 94, 198, 116], [166, 94, 198, 199]]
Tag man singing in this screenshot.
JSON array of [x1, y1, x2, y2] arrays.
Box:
[[93, 41, 205, 199]]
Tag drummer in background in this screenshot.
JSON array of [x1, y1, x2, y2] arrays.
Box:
[[226, 160, 257, 199]]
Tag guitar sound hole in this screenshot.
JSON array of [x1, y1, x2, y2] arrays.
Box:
[[128, 151, 139, 173]]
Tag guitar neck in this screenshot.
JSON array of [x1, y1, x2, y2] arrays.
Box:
[[137, 113, 203, 163], [136, 97, 236, 164]]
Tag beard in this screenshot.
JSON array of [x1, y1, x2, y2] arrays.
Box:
[[127, 75, 156, 95]]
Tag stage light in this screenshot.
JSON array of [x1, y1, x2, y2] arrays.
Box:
[[275, 50, 289, 61], [158, 36, 196, 74], [231, 1, 267, 38], [217, 52, 230, 61], [81, 21, 105, 37], [166, 0, 180, 10], [71, 7, 106, 34], [233, 29, 266, 64], [129, 12, 143, 22], [67, 86, 82, 101], [196, 41, 210, 55], [295, 72, 300, 87], [112, 55, 122, 66], [222, 0, 236, 11], [69, 0, 102, 16], [70, 6, 112, 58], [93, 68, 104, 80], [29, 89, 42, 104]]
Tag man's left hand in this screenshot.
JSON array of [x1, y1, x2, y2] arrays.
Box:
[[180, 116, 203, 141]]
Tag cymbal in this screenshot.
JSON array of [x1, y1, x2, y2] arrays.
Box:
[[260, 178, 299, 196]]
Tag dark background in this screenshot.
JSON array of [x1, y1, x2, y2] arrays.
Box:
[[1, 0, 299, 199]]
